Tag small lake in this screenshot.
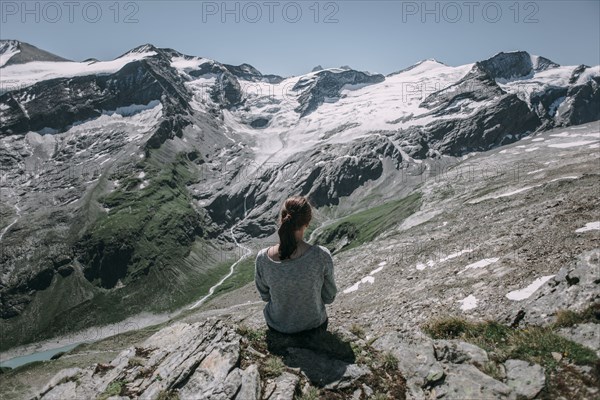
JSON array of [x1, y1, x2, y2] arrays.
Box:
[[0, 342, 82, 369]]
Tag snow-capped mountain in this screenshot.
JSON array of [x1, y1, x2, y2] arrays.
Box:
[[0, 40, 69, 69], [0, 40, 598, 351]]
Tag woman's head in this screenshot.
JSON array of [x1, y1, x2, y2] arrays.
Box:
[[277, 196, 313, 260]]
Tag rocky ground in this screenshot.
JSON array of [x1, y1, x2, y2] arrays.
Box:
[[1, 122, 598, 399]]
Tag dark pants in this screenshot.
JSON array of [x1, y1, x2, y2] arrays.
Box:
[[267, 318, 328, 336], [265, 318, 355, 363]]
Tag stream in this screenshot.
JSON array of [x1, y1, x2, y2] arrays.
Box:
[[0, 217, 253, 369]]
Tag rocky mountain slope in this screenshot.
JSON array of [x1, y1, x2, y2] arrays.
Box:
[[0, 118, 599, 398], [0, 39, 598, 378]]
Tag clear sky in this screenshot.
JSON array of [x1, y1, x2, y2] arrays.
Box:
[[1, 0, 598, 76]]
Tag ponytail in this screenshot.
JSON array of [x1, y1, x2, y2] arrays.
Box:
[[277, 196, 312, 260]]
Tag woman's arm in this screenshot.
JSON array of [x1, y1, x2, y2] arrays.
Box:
[[254, 253, 270, 302], [321, 248, 337, 304]]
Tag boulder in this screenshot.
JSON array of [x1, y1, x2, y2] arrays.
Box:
[[263, 372, 299, 400], [372, 332, 444, 399], [505, 359, 546, 399], [433, 340, 489, 366], [433, 364, 515, 399], [557, 323, 600, 357]]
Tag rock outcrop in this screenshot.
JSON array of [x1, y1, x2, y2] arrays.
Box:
[[35, 320, 250, 400], [32, 319, 400, 399], [293, 69, 385, 116], [371, 331, 550, 400]]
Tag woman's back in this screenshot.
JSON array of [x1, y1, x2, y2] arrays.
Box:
[[255, 243, 337, 334]]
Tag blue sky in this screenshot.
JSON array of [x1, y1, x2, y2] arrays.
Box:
[[2, 0, 599, 76]]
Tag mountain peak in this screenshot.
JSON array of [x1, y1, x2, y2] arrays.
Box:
[[119, 43, 159, 58], [386, 58, 446, 77], [421, 58, 445, 65], [0, 40, 69, 67], [0, 39, 20, 53], [477, 51, 559, 81]]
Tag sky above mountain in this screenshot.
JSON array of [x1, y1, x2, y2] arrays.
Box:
[[1, 0, 599, 76]]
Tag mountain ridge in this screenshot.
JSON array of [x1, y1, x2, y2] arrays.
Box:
[[0, 40, 579, 80], [0, 39, 598, 374]]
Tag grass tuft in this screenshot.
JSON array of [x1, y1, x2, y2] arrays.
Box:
[[98, 380, 125, 400], [297, 386, 320, 400], [553, 303, 600, 328], [382, 352, 399, 371], [423, 318, 598, 370], [157, 389, 180, 400], [350, 324, 366, 339], [262, 356, 285, 378]]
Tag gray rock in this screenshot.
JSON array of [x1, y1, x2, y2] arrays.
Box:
[[557, 323, 600, 356], [433, 340, 489, 366], [177, 342, 240, 399], [477, 51, 558, 81], [505, 249, 600, 327], [264, 372, 299, 400], [35, 320, 244, 400], [292, 69, 385, 116], [1, 40, 70, 68], [283, 347, 369, 389], [555, 76, 600, 126], [39, 380, 80, 400], [235, 365, 261, 400], [505, 359, 546, 399], [37, 367, 83, 398], [223, 63, 283, 84], [372, 332, 444, 399], [433, 364, 515, 400]]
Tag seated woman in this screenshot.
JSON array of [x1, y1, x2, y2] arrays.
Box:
[[254, 195, 337, 336]]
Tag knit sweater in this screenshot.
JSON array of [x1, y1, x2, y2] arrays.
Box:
[[254, 244, 337, 334]]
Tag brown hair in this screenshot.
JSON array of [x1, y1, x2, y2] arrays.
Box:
[[277, 196, 313, 260]]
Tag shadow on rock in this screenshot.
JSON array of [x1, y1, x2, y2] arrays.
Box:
[[266, 327, 363, 388]]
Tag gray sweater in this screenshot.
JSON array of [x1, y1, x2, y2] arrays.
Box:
[[254, 244, 337, 334]]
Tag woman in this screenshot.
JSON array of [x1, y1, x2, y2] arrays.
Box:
[[254, 195, 337, 335]]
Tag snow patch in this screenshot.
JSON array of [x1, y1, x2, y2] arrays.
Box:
[[506, 275, 555, 301], [1, 50, 157, 90], [171, 56, 211, 72], [343, 276, 375, 294], [457, 295, 478, 311], [103, 100, 161, 117], [344, 261, 386, 293], [548, 141, 597, 148], [548, 96, 566, 116], [458, 258, 499, 274], [370, 266, 384, 275], [549, 176, 578, 182], [468, 186, 539, 204], [416, 249, 473, 271], [0, 42, 20, 67], [575, 221, 600, 233], [527, 169, 545, 175]]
